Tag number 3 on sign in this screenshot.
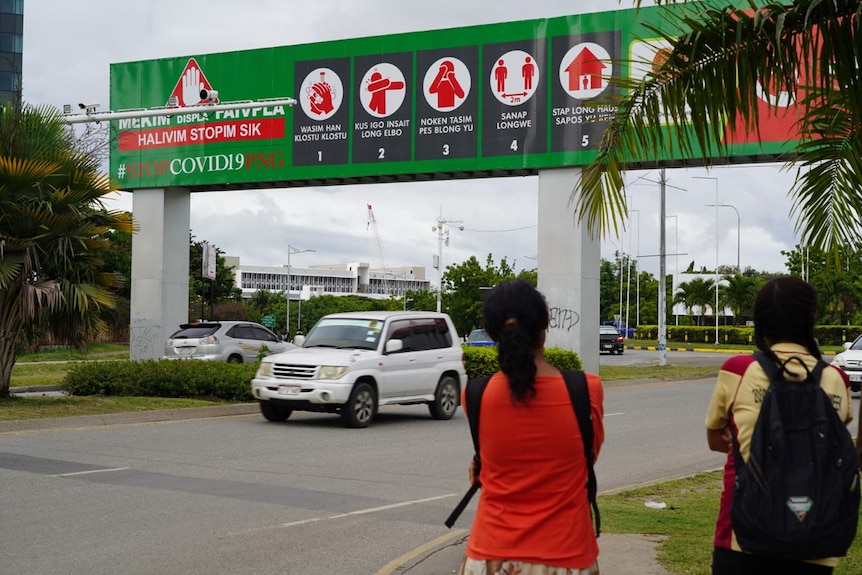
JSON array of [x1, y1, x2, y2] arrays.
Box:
[[442, 144, 450, 156]]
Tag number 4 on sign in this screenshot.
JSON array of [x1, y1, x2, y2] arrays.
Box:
[[510, 140, 519, 152]]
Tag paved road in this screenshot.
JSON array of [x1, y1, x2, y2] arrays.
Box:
[[2, 355, 857, 575]]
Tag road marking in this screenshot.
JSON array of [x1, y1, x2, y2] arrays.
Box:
[[328, 493, 456, 519], [231, 493, 459, 536], [373, 528, 467, 575], [55, 467, 129, 477], [605, 412, 625, 417]]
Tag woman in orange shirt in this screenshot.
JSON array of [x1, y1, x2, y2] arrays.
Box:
[[458, 279, 604, 575]]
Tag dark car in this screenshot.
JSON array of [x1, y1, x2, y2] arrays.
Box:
[[464, 328, 495, 347], [600, 325, 624, 355]]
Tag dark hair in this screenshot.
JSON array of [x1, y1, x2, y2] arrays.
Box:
[[482, 279, 549, 404], [753, 276, 821, 364]]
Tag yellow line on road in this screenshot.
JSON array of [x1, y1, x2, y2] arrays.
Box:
[[374, 529, 466, 575]]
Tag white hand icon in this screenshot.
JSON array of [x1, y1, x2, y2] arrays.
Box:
[[181, 67, 202, 107]]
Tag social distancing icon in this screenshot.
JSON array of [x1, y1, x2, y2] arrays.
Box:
[[490, 49, 539, 106]]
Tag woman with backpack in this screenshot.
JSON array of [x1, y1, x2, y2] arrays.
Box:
[[705, 277, 856, 574], [457, 279, 604, 575]]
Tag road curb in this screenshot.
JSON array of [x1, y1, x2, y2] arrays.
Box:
[[0, 402, 259, 434]]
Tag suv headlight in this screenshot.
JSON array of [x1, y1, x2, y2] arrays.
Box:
[[832, 355, 846, 368], [257, 362, 273, 377], [318, 366, 348, 380]]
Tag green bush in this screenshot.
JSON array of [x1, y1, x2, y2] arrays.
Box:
[[462, 345, 582, 379], [62, 360, 258, 401], [636, 325, 862, 347]]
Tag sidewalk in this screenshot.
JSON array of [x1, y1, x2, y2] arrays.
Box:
[[1, 402, 674, 574], [402, 531, 671, 575]]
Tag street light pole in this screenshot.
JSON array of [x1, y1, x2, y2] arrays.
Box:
[[286, 245, 315, 338], [432, 209, 463, 314], [695, 176, 720, 345], [706, 203, 741, 273]]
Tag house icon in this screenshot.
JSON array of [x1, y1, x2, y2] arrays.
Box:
[[564, 47, 607, 92]]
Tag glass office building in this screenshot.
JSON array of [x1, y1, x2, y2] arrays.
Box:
[[0, 0, 22, 105]]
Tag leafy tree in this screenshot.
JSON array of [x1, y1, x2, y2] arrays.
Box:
[[442, 254, 520, 335], [188, 236, 241, 320], [403, 288, 437, 311], [576, 0, 862, 265], [0, 104, 134, 398]]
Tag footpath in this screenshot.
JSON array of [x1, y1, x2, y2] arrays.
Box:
[[1, 399, 673, 574]]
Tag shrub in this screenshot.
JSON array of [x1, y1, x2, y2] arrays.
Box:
[[62, 360, 257, 401], [462, 346, 582, 379]]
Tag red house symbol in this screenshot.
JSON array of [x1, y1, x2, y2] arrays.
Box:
[[564, 48, 607, 92]]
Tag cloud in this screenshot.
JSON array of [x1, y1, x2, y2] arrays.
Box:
[[24, 0, 798, 282]]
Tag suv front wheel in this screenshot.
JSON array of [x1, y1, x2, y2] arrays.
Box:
[[341, 382, 377, 428], [260, 401, 292, 422], [429, 375, 459, 420]]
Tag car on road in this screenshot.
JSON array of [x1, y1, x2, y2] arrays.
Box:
[[163, 321, 296, 363], [600, 325, 625, 355], [464, 328, 494, 347], [831, 335, 862, 392], [251, 311, 468, 428]]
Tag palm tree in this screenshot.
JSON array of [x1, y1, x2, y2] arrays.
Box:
[[674, 277, 715, 325], [0, 104, 134, 398], [721, 274, 762, 326], [575, 1, 862, 263]]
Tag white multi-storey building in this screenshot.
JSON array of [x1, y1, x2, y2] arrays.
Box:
[[225, 257, 431, 303]]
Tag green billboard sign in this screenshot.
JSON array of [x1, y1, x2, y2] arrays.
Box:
[[109, 2, 794, 191]]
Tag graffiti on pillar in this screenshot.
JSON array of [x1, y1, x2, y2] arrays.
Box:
[[549, 307, 580, 331], [130, 313, 161, 357]]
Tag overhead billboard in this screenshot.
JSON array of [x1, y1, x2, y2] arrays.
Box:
[[109, 1, 794, 191]]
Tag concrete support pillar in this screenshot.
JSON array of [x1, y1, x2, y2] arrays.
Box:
[[129, 187, 191, 360], [537, 168, 601, 374]]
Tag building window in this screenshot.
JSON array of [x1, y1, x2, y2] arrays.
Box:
[[0, 0, 23, 15], [0, 33, 21, 52]]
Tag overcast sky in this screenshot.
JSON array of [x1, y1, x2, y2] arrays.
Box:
[[22, 0, 799, 282]]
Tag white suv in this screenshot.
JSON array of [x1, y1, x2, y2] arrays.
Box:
[[251, 311, 466, 428]]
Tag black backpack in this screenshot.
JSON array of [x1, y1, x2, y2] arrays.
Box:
[[445, 370, 599, 536], [729, 352, 860, 560]]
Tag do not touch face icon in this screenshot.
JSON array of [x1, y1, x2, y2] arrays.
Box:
[[423, 57, 471, 112]]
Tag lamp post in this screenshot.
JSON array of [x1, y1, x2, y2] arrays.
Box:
[[705, 203, 741, 273], [286, 245, 315, 338], [694, 176, 720, 344], [432, 209, 463, 313], [666, 214, 679, 325]]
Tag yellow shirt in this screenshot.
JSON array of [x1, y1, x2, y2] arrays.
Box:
[[705, 344, 853, 567]]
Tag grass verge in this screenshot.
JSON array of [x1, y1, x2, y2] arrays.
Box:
[[0, 395, 233, 421], [600, 471, 862, 575]]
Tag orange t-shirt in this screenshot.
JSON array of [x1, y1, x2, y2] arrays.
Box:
[[463, 372, 604, 568]]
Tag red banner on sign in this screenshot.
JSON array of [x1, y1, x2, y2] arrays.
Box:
[[118, 118, 286, 151]]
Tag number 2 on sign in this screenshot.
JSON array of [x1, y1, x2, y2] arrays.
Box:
[[378, 148, 385, 159]]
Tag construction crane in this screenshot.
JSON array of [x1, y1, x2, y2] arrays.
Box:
[[366, 204, 392, 295]]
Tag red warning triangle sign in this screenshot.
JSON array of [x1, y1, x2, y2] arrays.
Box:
[[167, 58, 219, 107]]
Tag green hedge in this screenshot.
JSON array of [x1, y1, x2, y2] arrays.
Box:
[[462, 346, 582, 379], [61, 349, 583, 400], [61, 360, 257, 401], [633, 325, 862, 347]]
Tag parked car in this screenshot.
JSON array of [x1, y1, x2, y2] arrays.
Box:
[[464, 328, 495, 347], [599, 325, 625, 355], [251, 311, 467, 428], [163, 321, 296, 363], [831, 336, 862, 392]]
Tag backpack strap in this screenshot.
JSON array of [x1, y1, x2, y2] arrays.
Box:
[[444, 376, 489, 528], [562, 370, 601, 537]]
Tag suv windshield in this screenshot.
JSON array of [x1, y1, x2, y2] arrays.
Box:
[[302, 318, 383, 350]]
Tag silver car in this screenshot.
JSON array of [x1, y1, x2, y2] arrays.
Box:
[[164, 321, 296, 363]]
